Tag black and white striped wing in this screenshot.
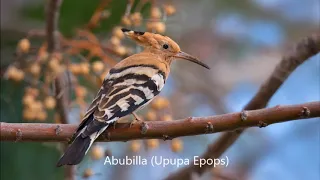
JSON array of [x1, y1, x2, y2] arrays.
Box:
[[82, 82, 113, 120], [93, 75, 163, 123], [72, 65, 166, 143], [92, 65, 166, 124], [69, 81, 113, 141], [78, 75, 162, 141]]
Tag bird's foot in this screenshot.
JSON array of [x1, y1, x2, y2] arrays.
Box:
[[130, 112, 143, 128]]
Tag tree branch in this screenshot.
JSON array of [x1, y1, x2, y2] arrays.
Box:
[[165, 32, 320, 180], [46, 0, 74, 179], [46, 0, 69, 125], [46, 0, 61, 53], [1, 102, 319, 142]]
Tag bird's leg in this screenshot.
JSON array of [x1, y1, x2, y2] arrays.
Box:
[[130, 112, 143, 127], [132, 112, 143, 121], [113, 121, 117, 129]]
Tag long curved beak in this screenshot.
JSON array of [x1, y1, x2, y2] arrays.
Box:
[[174, 51, 210, 69]]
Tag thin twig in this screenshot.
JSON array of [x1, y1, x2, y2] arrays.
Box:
[[86, 0, 111, 30], [46, 0, 61, 52]]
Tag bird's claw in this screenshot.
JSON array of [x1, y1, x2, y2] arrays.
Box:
[[129, 118, 142, 128], [130, 112, 143, 128]]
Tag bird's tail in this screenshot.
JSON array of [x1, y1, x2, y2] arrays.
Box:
[[56, 134, 92, 167], [56, 114, 109, 167]]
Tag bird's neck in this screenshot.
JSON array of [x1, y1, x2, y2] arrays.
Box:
[[113, 52, 171, 79]]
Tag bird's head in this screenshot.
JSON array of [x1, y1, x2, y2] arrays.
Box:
[[121, 28, 210, 69]]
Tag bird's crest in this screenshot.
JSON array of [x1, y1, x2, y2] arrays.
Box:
[[121, 28, 180, 52]]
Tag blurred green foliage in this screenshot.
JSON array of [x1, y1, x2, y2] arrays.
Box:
[[0, 80, 63, 180], [22, 0, 128, 36]]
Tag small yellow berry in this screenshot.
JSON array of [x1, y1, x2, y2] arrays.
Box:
[[44, 96, 56, 109], [147, 139, 159, 150], [44, 74, 53, 84], [6, 66, 16, 78], [121, 16, 132, 26], [130, 140, 141, 153], [36, 111, 47, 121], [163, 5, 176, 16], [113, 27, 124, 39], [146, 22, 165, 33], [29, 63, 41, 76], [17, 38, 30, 53], [131, 12, 142, 26], [83, 168, 94, 178], [110, 36, 121, 46], [76, 86, 87, 98], [32, 101, 43, 111], [146, 22, 155, 31], [114, 45, 126, 56], [69, 64, 81, 75], [7, 66, 24, 82], [151, 97, 169, 110], [91, 145, 104, 160], [23, 109, 36, 120], [92, 61, 104, 73], [171, 138, 183, 152], [154, 22, 166, 33], [80, 63, 90, 75], [23, 95, 34, 106], [151, 7, 161, 18], [15, 70, 25, 82], [53, 53, 63, 61], [146, 110, 157, 121], [48, 58, 60, 71], [162, 114, 172, 121], [38, 51, 49, 63]]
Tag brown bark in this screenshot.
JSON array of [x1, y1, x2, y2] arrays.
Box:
[[1, 101, 319, 142]]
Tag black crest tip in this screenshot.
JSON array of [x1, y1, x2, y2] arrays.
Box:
[[121, 28, 145, 35], [121, 28, 131, 33], [134, 31, 145, 35]]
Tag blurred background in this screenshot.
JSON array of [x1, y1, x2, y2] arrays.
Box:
[[0, 0, 319, 180]]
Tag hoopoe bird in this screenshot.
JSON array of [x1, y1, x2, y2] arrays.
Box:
[[56, 28, 210, 166]]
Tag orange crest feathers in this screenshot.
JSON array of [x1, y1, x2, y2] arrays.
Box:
[[121, 28, 180, 53]]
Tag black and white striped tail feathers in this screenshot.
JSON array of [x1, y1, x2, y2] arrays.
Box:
[[57, 64, 166, 167], [56, 114, 109, 167]]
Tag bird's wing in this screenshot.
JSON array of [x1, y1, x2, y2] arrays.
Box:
[[79, 72, 163, 139], [70, 62, 167, 142], [69, 80, 113, 142], [93, 65, 166, 122], [58, 70, 164, 165], [83, 82, 113, 120]]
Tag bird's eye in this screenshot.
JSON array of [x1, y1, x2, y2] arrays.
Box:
[[162, 44, 169, 49]]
